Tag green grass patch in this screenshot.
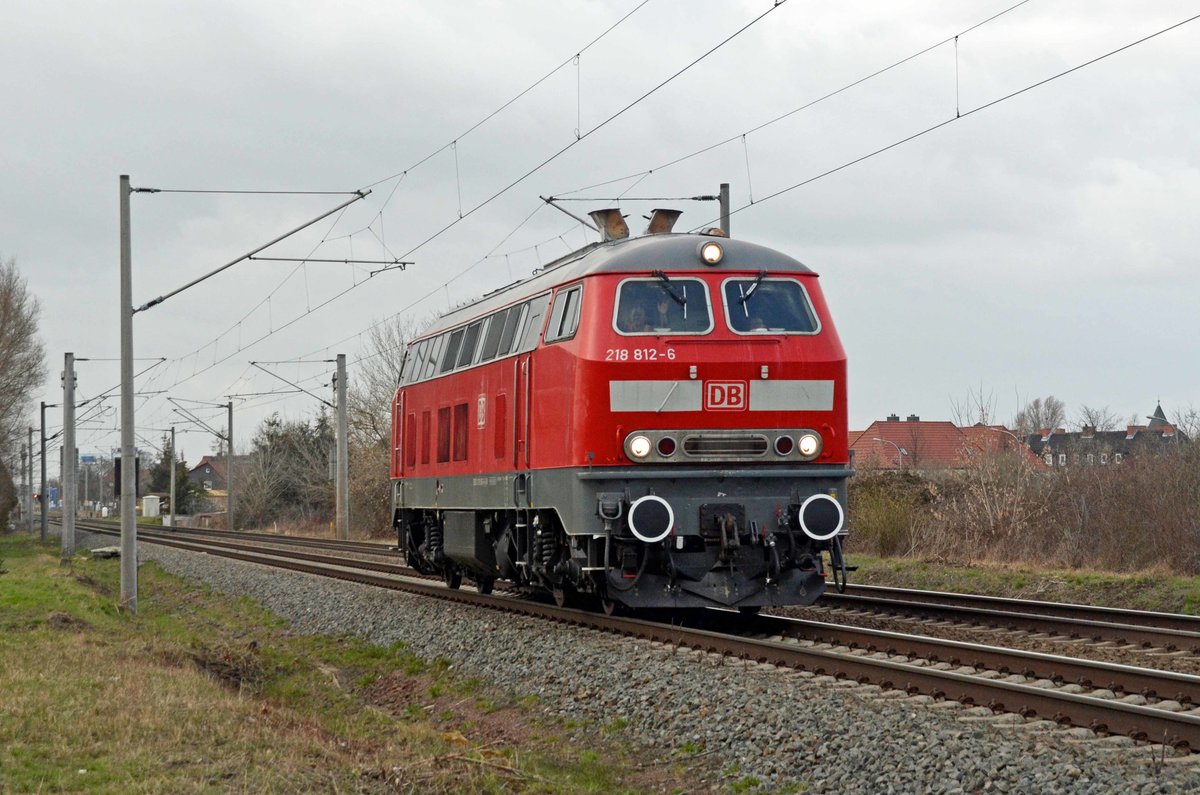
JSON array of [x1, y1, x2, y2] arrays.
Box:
[[0, 534, 689, 793], [850, 553, 1200, 614]]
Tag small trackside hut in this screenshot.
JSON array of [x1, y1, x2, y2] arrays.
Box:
[[391, 208, 851, 612]]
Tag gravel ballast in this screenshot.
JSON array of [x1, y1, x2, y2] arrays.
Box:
[[78, 531, 1200, 793]]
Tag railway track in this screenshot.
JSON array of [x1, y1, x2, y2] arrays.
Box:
[[66, 519, 1200, 753], [838, 584, 1200, 635], [816, 586, 1200, 653], [100, 521, 1200, 654]]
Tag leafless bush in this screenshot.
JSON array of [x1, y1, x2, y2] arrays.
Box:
[[848, 443, 1200, 574], [845, 471, 932, 556], [236, 412, 334, 530], [349, 442, 392, 538]]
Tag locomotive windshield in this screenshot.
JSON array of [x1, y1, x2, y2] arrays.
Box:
[[614, 277, 712, 335], [722, 277, 819, 334]]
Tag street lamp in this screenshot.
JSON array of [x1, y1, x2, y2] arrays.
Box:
[[872, 437, 908, 469]]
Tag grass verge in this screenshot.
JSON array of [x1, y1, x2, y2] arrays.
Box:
[[0, 532, 692, 793], [850, 553, 1200, 614]]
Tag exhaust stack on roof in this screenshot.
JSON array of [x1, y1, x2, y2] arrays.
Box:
[[645, 208, 682, 235], [589, 209, 629, 242]]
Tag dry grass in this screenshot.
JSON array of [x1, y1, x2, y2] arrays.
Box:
[[0, 534, 695, 793], [849, 553, 1200, 614]]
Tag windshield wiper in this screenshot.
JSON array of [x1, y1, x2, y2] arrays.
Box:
[[739, 271, 767, 304], [651, 270, 686, 306]]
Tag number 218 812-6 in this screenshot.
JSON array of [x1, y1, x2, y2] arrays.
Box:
[[605, 348, 676, 362]]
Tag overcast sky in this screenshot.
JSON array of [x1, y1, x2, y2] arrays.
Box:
[[4, 0, 1198, 462]]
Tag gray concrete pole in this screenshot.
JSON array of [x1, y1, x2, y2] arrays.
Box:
[[119, 175, 137, 611], [20, 445, 27, 530], [168, 426, 176, 527], [226, 402, 234, 531], [27, 427, 34, 534], [335, 354, 349, 540], [62, 352, 76, 558], [39, 402, 47, 542], [719, 183, 730, 237]]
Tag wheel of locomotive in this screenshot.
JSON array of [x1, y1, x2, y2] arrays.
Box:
[[552, 586, 567, 607], [738, 605, 762, 616], [477, 577, 494, 595], [600, 597, 618, 616], [444, 567, 462, 590]]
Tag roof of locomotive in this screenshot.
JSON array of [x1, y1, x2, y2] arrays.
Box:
[[428, 232, 815, 335]]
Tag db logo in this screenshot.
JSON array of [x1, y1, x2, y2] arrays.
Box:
[[704, 380, 747, 411]]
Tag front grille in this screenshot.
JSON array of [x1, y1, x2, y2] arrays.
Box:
[[682, 434, 769, 458]]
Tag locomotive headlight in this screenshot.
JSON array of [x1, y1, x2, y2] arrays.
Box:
[[798, 432, 821, 457], [628, 434, 653, 459], [698, 241, 724, 265]]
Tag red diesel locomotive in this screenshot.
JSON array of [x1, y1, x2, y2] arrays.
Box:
[[390, 209, 851, 611]]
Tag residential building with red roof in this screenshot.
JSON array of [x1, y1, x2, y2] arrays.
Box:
[[850, 414, 1040, 471]]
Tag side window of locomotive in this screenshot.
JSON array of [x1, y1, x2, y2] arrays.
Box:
[[456, 320, 483, 368], [409, 338, 433, 383], [422, 335, 446, 380], [399, 345, 418, 384], [722, 278, 819, 334], [515, 293, 551, 353], [480, 308, 509, 361], [497, 303, 525, 357], [544, 285, 583, 344], [439, 328, 464, 374], [613, 278, 712, 335]]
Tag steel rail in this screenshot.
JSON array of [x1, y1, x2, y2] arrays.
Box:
[[726, 613, 1200, 704], [838, 584, 1200, 634], [65, 520, 1200, 751], [79, 518, 397, 556], [72, 520, 405, 573], [820, 593, 1200, 652]]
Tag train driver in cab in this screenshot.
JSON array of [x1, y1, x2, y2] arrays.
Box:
[[620, 304, 653, 333], [652, 294, 683, 331]]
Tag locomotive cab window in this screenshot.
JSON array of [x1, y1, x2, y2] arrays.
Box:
[[722, 277, 820, 334], [614, 277, 712, 335], [545, 284, 583, 344]]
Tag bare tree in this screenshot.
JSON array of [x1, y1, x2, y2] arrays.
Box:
[[0, 458, 16, 529], [1172, 405, 1200, 442], [1076, 404, 1119, 432], [347, 317, 422, 449], [0, 257, 46, 452], [950, 383, 997, 427], [1013, 396, 1066, 435], [346, 316, 425, 536]]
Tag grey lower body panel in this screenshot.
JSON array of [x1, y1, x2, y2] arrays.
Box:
[[395, 464, 851, 610]]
